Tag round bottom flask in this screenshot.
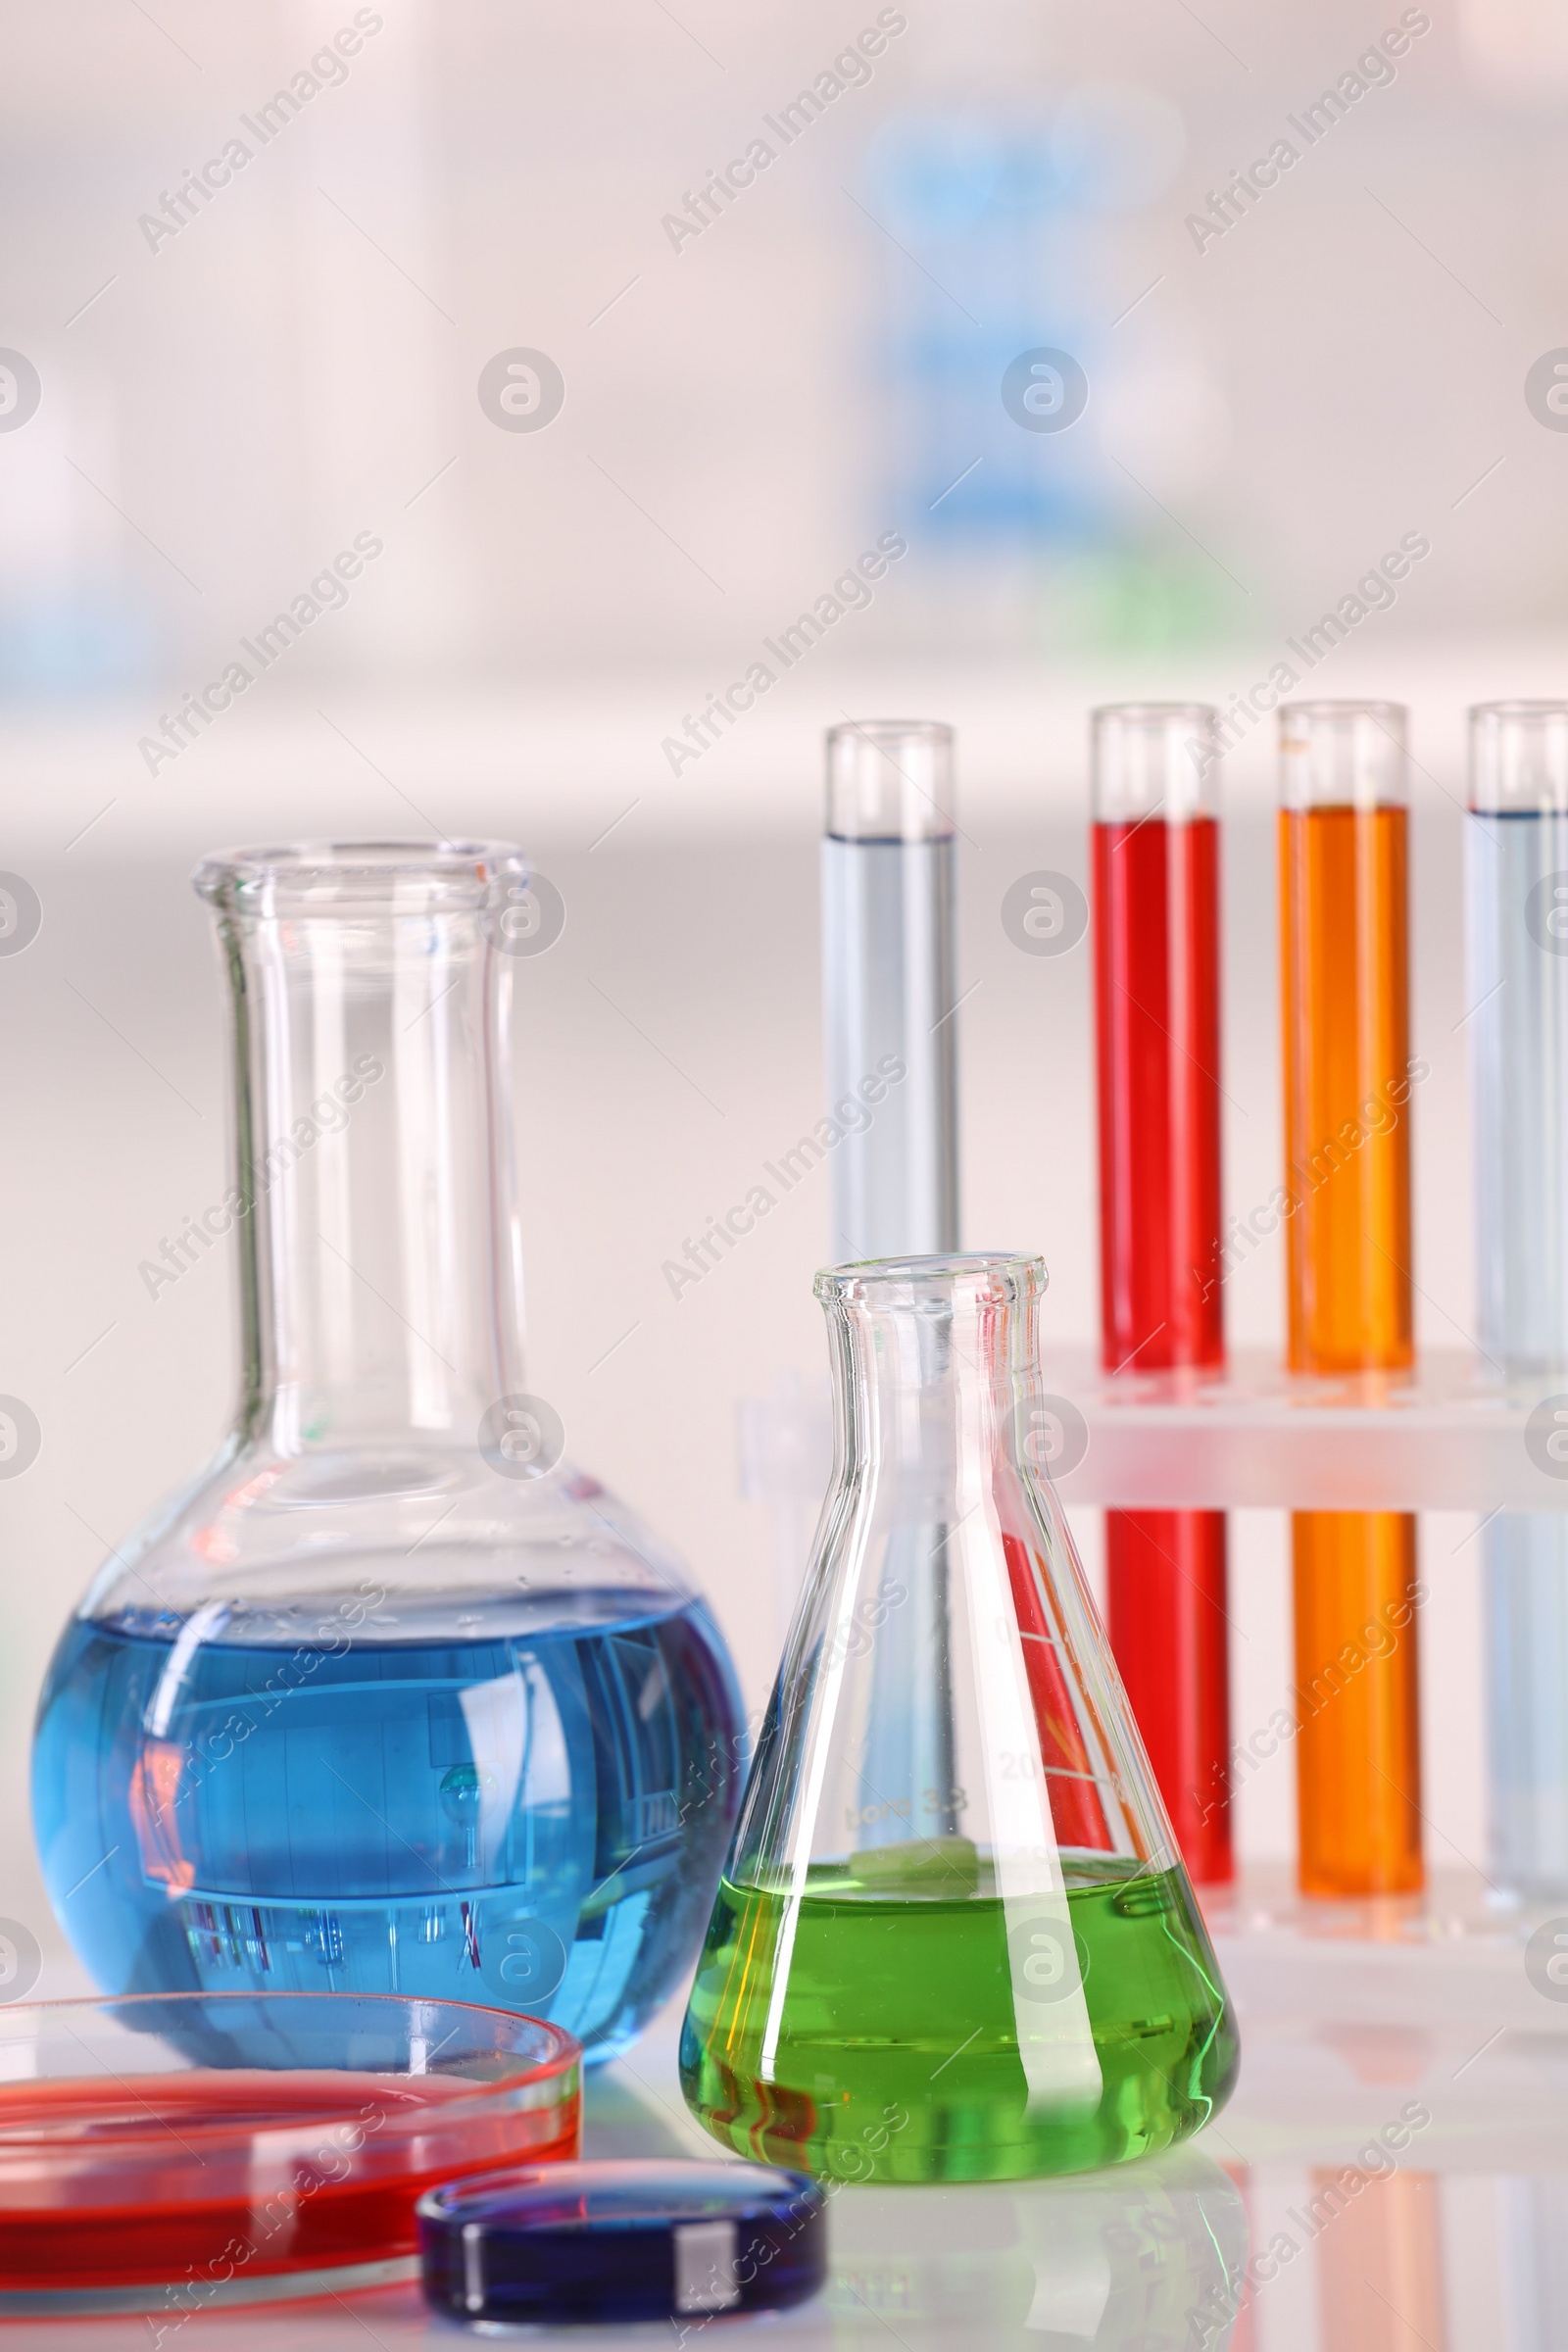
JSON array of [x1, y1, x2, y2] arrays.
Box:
[[32, 843, 743, 2062]]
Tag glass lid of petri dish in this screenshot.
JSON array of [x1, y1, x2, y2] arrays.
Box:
[[0, 1991, 580, 2317]]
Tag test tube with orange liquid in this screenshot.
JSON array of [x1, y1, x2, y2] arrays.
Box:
[[1279, 701, 1423, 1897]]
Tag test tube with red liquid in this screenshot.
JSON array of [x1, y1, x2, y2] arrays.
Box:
[[1091, 704, 1231, 1886]]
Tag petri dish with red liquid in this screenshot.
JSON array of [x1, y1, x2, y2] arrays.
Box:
[[0, 1990, 580, 2318]]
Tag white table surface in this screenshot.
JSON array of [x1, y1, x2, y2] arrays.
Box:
[[15, 1906, 1567, 2351]]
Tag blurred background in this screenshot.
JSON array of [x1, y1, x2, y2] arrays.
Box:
[[1, 0, 1564, 1942]]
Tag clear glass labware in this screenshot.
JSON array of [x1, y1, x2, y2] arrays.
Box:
[[31, 843, 744, 2061], [1468, 703, 1568, 1895], [680, 1254, 1237, 2183], [820, 718, 958, 1261], [1091, 703, 1232, 1887], [1278, 702, 1422, 1899]]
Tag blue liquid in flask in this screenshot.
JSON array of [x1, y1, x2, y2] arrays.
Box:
[[32, 1583, 743, 2062]]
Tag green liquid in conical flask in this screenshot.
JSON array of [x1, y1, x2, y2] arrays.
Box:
[[688, 1250, 1241, 2181], [679, 1849, 1237, 2184]]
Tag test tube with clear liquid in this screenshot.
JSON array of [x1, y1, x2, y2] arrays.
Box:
[[821, 720, 957, 1261], [1468, 702, 1568, 1896], [821, 720, 960, 1845], [1279, 702, 1423, 1897]]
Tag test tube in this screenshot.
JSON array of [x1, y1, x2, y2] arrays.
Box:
[[1468, 702, 1568, 1897], [822, 720, 958, 1260], [1092, 704, 1232, 1886], [822, 719, 959, 1845], [1279, 701, 1422, 1898]]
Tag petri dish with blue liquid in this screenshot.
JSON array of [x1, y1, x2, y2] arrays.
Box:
[[418, 2160, 826, 2328]]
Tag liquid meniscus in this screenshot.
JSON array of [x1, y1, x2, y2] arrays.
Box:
[[680, 1853, 1237, 2182], [32, 1588, 743, 2063]]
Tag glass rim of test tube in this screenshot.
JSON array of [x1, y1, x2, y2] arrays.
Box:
[[1279, 700, 1407, 808], [1091, 702, 1222, 823], [824, 717, 955, 841], [1469, 700, 1568, 812]]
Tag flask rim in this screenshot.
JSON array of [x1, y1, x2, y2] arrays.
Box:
[[815, 1250, 1046, 1305], [193, 838, 528, 914]]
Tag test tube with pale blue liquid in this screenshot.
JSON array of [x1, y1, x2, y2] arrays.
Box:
[[821, 720, 960, 1848], [1469, 702, 1568, 1896]]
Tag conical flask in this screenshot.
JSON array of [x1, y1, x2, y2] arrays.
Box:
[[681, 1253, 1237, 2182], [31, 841, 744, 2062]]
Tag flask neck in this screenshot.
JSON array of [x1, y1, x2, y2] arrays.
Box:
[[825, 1260, 1045, 1497], [214, 887, 524, 1452]]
